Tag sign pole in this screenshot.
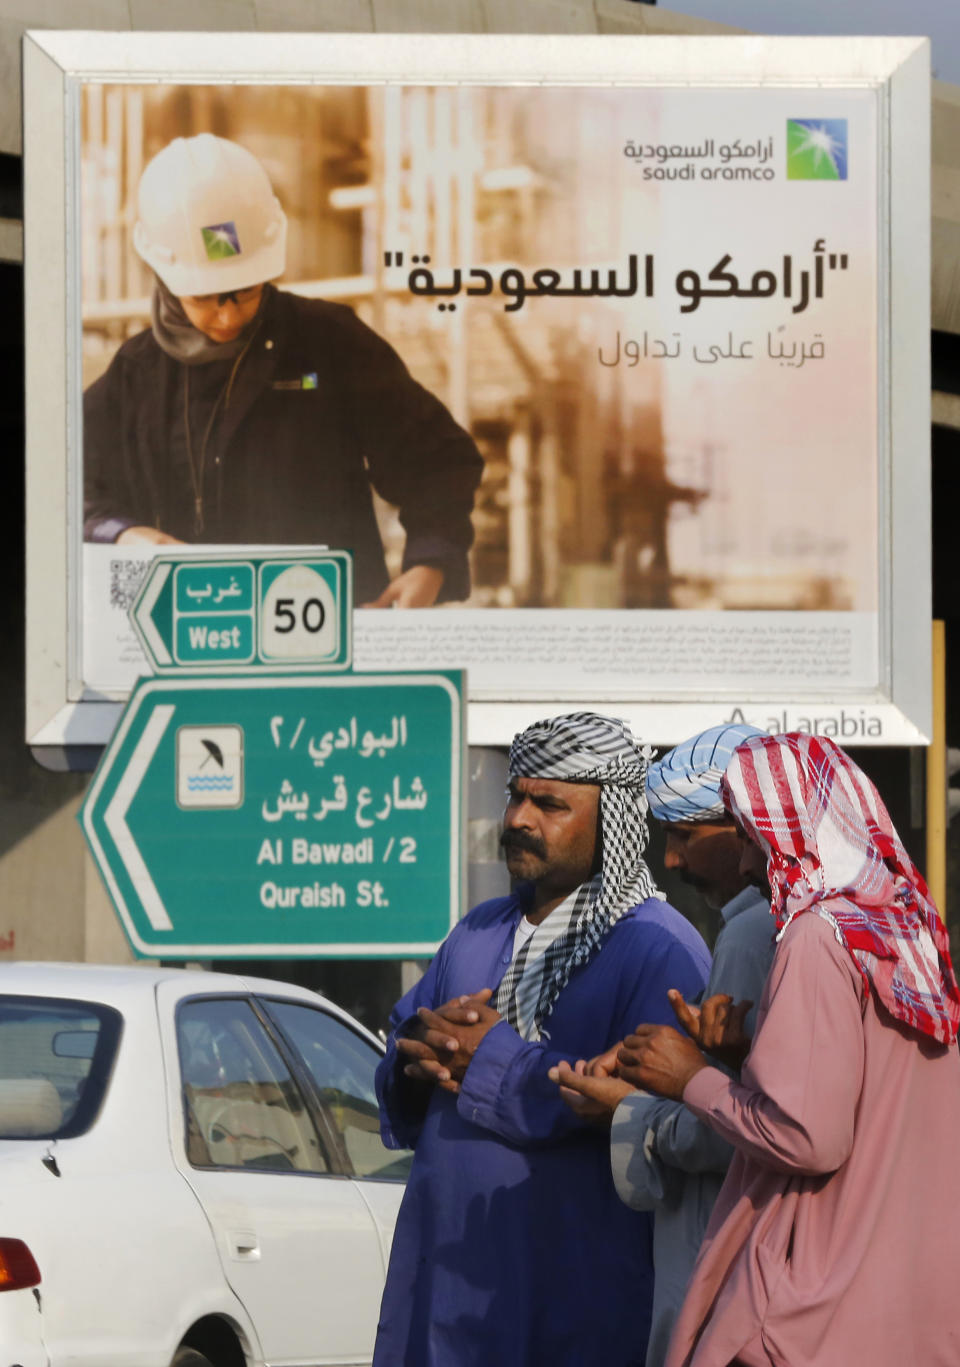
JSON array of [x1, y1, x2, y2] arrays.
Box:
[[926, 620, 947, 918]]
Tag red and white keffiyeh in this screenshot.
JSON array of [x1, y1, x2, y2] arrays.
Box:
[[722, 732, 960, 1046]]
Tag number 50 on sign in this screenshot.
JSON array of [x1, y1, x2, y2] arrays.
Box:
[[260, 560, 343, 663], [131, 550, 353, 676]]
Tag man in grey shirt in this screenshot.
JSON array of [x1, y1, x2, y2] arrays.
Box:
[[552, 722, 775, 1367]]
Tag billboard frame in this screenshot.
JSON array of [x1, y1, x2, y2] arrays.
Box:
[[23, 31, 931, 756]]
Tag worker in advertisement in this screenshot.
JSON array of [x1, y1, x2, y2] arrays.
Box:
[[82, 133, 484, 607]]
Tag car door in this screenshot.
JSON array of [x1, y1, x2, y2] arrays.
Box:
[[161, 988, 387, 1367], [256, 999, 411, 1264]]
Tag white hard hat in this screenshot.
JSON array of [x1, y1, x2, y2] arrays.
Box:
[[133, 133, 287, 296]]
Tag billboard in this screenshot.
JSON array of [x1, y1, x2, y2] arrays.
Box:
[[24, 34, 931, 753]]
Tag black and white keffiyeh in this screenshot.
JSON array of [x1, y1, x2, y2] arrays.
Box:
[[494, 712, 661, 1040]]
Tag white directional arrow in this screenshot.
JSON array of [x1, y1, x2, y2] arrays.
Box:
[[134, 561, 173, 667], [103, 703, 176, 930]]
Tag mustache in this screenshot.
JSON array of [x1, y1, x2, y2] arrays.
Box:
[[679, 869, 707, 890], [499, 829, 547, 858]]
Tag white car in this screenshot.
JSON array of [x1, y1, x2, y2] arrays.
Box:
[[0, 962, 410, 1367]]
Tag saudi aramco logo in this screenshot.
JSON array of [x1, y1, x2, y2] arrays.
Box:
[[200, 221, 242, 259], [786, 119, 848, 180]]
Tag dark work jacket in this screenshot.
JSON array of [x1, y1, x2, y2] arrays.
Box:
[[83, 286, 484, 603]]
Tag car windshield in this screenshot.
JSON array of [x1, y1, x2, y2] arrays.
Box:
[[0, 996, 122, 1139]]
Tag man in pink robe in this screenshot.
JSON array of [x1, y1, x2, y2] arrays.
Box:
[[563, 733, 960, 1366]]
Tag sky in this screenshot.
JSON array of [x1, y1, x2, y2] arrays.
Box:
[[659, 0, 960, 84]]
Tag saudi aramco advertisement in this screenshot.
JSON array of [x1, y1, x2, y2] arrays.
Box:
[[24, 36, 930, 748]]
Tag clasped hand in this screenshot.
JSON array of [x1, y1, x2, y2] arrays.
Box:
[[551, 989, 754, 1111], [548, 1048, 634, 1124], [665, 989, 753, 1071], [395, 989, 501, 1094]]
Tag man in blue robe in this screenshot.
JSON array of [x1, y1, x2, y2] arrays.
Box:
[[373, 712, 710, 1367]]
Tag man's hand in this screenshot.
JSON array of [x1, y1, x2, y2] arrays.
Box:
[[587, 1043, 622, 1079], [413, 989, 501, 1083], [395, 990, 495, 1093], [549, 1058, 635, 1125], [668, 989, 753, 1070], [116, 526, 186, 546], [616, 1025, 708, 1101], [364, 565, 444, 609], [395, 1033, 461, 1093]]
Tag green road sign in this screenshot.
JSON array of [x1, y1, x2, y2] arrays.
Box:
[[79, 673, 464, 958], [131, 550, 352, 674]]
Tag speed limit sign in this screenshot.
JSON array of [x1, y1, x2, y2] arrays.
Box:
[[259, 561, 342, 662], [131, 549, 353, 675]]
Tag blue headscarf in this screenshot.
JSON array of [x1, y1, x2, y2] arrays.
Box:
[[647, 722, 766, 824]]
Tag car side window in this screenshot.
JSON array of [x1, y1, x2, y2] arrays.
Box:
[[0, 996, 121, 1140], [177, 998, 331, 1174], [263, 1000, 412, 1182]]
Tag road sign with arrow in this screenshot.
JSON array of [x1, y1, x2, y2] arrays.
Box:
[[79, 672, 464, 958], [131, 550, 352, 675]]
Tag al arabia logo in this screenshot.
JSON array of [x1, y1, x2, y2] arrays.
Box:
[[200, 221, 242, 260], [786, 120, 848, 181]]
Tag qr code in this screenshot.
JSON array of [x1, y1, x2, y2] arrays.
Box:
[[109, 559, 150, 613]]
